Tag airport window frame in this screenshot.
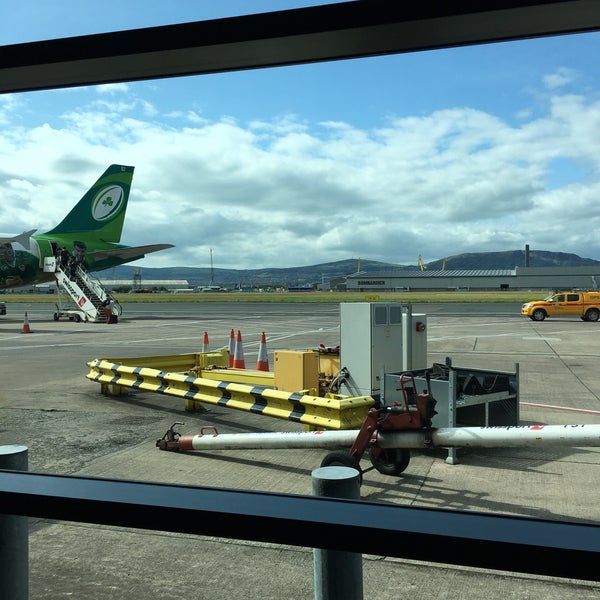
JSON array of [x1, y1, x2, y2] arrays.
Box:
[[1, 0, 599, 584]]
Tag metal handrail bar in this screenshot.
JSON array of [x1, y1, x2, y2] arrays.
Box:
[[0, 470, 598, 581]]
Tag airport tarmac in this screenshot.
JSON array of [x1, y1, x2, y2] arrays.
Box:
[[0, 301, 599, 599]]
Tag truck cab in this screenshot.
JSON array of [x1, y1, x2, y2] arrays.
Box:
[[521, 291, 600, 322]]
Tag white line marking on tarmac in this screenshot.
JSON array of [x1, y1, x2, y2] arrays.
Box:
[[428, 332, 520, 341], [521, 402, 600, 415], [0, 327, 341, 352]]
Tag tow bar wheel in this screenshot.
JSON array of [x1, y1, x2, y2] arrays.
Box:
[[368, 447, 411, 476]]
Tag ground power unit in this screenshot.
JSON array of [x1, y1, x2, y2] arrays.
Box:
[[339, 302, 427, 398]]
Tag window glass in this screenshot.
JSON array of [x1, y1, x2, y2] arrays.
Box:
[[374, 306, 387, 325], [389, 306, 402, 324]]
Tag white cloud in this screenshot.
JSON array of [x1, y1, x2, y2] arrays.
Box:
[[543, 67, 577, 90], [2, 84, 600, 269], [165, 110, 207, 124], [95, 83, 130, 95], [0, 94, 21, 126]]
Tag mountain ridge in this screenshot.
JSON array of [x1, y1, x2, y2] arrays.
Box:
[[97, 251, 600, 288]]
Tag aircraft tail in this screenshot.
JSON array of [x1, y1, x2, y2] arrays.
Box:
[[44, 164, 135, 243]]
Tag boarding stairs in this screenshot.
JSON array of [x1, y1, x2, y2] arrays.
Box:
[[54, 264, 118, 323]]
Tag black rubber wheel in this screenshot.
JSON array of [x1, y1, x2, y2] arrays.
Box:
[[320, 451, 362, 484], [74, 314, 81, 323], [369, 448, 411, 476], [53, 313, 59, 321], [532, 308, 546, 321], [585, 308, 600, 322]]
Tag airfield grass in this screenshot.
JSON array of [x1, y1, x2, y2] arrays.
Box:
[[1, 290, 542, 304]]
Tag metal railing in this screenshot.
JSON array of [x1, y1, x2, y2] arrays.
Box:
[[0, 470, 598, 582]]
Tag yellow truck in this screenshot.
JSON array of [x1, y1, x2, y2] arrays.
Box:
[[521, 290, 600, 322]]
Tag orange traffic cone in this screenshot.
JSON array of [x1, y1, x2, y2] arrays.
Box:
[[256, 331, 269, 371], [227, 328, 235, 367], [233, 330, 246, 369], [22, 312, 31, 334], [202, 331, 209, 353]]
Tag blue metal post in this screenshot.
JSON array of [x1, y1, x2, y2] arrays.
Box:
[[0, 445, 29, 600], [312, 466, 363, 600]]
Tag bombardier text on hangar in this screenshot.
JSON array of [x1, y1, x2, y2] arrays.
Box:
[[0, 164, 173, 291]]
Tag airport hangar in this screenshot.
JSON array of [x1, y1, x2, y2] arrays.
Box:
[[345, 266, 600, 292]]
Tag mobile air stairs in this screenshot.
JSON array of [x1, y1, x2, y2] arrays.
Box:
[[53, 263, 121, 323]]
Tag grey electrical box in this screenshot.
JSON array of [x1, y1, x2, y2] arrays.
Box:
[[339, 303, 427, 397]]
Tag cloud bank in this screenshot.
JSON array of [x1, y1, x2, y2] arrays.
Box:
[[1, 77, 599, 270]]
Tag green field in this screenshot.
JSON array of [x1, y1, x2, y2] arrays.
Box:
[[1, 290, 542, 304]]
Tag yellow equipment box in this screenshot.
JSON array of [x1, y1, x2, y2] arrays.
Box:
[[274, 350, 319, 393]]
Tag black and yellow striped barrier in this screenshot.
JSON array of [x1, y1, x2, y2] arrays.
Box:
[[86, 351, 373, 430]]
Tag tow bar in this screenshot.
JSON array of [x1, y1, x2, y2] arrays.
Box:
[[157, 372, 438, 478], [156, 372, 600, 483]]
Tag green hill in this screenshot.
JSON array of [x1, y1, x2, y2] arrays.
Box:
[[97, 258, 405, 288], [427, 250, 600, 271], [96, 251, 600, 288]]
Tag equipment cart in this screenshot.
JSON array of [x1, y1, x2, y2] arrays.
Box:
[[382, 357, 519, 463]]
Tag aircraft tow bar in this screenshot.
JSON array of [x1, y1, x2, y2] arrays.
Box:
[[157, 422, 600, 475], [157, 372, 600, 481]]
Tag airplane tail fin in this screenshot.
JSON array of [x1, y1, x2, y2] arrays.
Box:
[[44, 165, 135, 243]]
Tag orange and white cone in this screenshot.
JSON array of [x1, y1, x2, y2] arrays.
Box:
[[227, 328, 235, 367], [233, 330, 246, 369], [22, 312, 31, 334], [201, 331, 209, 353], [256, 331, 269, 371]]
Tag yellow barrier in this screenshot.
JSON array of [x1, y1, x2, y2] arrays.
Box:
[[87, 349, 228, 373], [86, 351, 373, 430], [196, 367, 275, 388]]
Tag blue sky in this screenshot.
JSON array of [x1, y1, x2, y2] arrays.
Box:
[[1, 2, 600, 270]]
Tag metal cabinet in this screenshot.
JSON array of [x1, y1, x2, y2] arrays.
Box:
[[340, 302, 427, 397], [382, 357, 519, 463]]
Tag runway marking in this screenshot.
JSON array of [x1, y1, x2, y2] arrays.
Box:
[[0, 327, 341, 353], [263, 327, 339, 344], [428, 332, 521, 341], [521, 337, 561, 341], [521, 402, 600, 415]]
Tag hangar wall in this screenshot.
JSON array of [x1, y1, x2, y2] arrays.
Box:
[[345, 266, 600, 292]]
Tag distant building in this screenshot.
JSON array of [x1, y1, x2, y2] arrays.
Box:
[[100, 279, 190, 291], [288, 285, 315, 292], [345, 267, 600, 291]]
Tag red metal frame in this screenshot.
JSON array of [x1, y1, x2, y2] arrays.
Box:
[[349, 372, 436, 461]]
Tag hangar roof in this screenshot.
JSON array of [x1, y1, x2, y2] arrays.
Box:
[[347, 269, 516, 279]]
